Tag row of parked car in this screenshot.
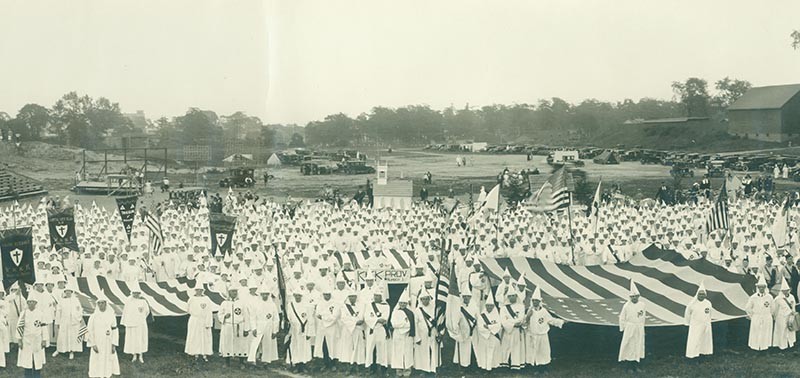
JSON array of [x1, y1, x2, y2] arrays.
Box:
[[441, 142, 800, 180]]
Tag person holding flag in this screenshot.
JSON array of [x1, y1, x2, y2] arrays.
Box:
[[17, 296, 48, 378], [246, 286, 280, 368], [285, 291, 314, 372], [499, 291, 525, 370]]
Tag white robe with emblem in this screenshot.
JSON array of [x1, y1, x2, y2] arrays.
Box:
[[745, 292, 773, 351], [121, 297, 150, 354], [87, 308, 120, 378], [185, 296, 214, 356], [247, 299, 279, 363], [618, 300, 645, 362], [684, 299, 713, 358]]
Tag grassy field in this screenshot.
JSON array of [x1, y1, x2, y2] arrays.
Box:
[[3, 318, 800, 377]]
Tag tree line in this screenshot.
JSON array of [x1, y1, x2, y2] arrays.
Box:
[[304, 77, 751, 147]]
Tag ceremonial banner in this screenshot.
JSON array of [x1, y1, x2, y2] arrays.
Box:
[[355, 269, 411, 285], [209, 213, 237, 256], [479, 244, 755, 327], [115, 195, 138, 242], [47, 207, 79, 251], [0, 227, 35, 289]]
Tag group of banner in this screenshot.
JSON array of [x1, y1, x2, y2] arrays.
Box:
[[0, 196, 240, 290]]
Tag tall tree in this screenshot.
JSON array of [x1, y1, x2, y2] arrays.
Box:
[[671, 78, 710, 117], [713, 77, 752, 108], [792, 30, 800, 50], [175, 108, 222, 144], [16, 104, 50, 140]]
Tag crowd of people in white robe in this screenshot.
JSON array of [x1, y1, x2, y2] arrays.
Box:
[[0, 190, 798, 376]]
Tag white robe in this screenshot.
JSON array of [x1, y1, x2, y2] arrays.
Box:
[[684, 299, 713, 358], [218, 299, 251, 357], [618, 300, 646, 362], [55, 296, 83, 353], [286, 301, 315, 364], [771, 293, 796, 349], [247, 299, 280, 363], [413, 305, 439, 373], [313, 299, 340, 359], [17, 307, 48, 370], [0, 300, 8, 367], [525, 306, 563, 366], [185, 296, 214, 356], [87, 308, 120, 378], [389, 307, 415, 369], [500, 303, 525, 369], [337, 301, 366, 365], [121, 297, 150, 354], [364, 301, 390, 367], [745, 292, 773, 350], [476, 308, 502, 370]]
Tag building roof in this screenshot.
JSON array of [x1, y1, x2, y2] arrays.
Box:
[[728, 84, 800, 111], [625, 117, 709, 125], [373, 180, 413, 197]]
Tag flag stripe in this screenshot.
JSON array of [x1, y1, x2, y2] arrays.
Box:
[[479, 244, 753, 327]]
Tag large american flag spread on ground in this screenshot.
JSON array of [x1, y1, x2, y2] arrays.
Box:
[[333, 250, 416, 270], [67, 276, 223, 316], [480, 244, 756, 326]]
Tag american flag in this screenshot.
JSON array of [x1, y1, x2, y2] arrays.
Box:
[[433, 239, 452, 336], [706, 181, 729, 234], [17, 314, 24, 340], [77, 318, 87, 343], [528, 167, 571, 212], [145, 211, 163, 254], [480, 244, 755, 326]]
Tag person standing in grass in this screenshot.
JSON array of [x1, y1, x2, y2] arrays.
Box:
[[618, 281, 646, 372], [53, 285, 83, 360], [186, 287, 214, 362], [685, 283, 713, 359], [17, 296, 48, 378], [745, 275, 773, 351], [121, 285, 150, 363], [87, 296, 120, 378]]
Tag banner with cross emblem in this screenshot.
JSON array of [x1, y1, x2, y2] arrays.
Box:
[[0, 227, 35, 289], [115, 195, 138, 242], [209, 213, 237, 256], [47, 207, 79, 251]]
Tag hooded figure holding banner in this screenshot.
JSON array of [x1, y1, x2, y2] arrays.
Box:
[[618, 281, 646, 369]]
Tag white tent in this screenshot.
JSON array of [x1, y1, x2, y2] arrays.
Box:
[[266, 153, 283, 166], [223, 153, 253, 163]]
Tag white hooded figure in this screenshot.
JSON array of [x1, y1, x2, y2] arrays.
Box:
[[0, 289, 8, 368], [618, 281, 646, 363], [476, 292, 502, 371], [86, 296, 121, 378], [121, 284, 150, 362], [185, 287, 214, 359], [413, 289, 439, 373], [745, 275, 773, 351], [17, 296, 48, 373], [247, 287, 280, 364], [389, 290, 415, 374], [524, 287, 564, 367], [771, 278, 796, 349], [684, 282, 713, 358]]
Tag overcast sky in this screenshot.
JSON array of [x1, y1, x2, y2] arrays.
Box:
[[1, 1, 799, 125]]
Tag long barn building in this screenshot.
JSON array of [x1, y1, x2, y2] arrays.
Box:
[[727, 84, 800, 142]]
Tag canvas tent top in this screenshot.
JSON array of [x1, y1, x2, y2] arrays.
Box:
[[222, 153, 253, 163], [593, 150, 619, 164], [267, 153, 283, 166]]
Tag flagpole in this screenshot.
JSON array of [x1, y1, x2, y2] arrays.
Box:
[[568, 192, 576, 265]]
